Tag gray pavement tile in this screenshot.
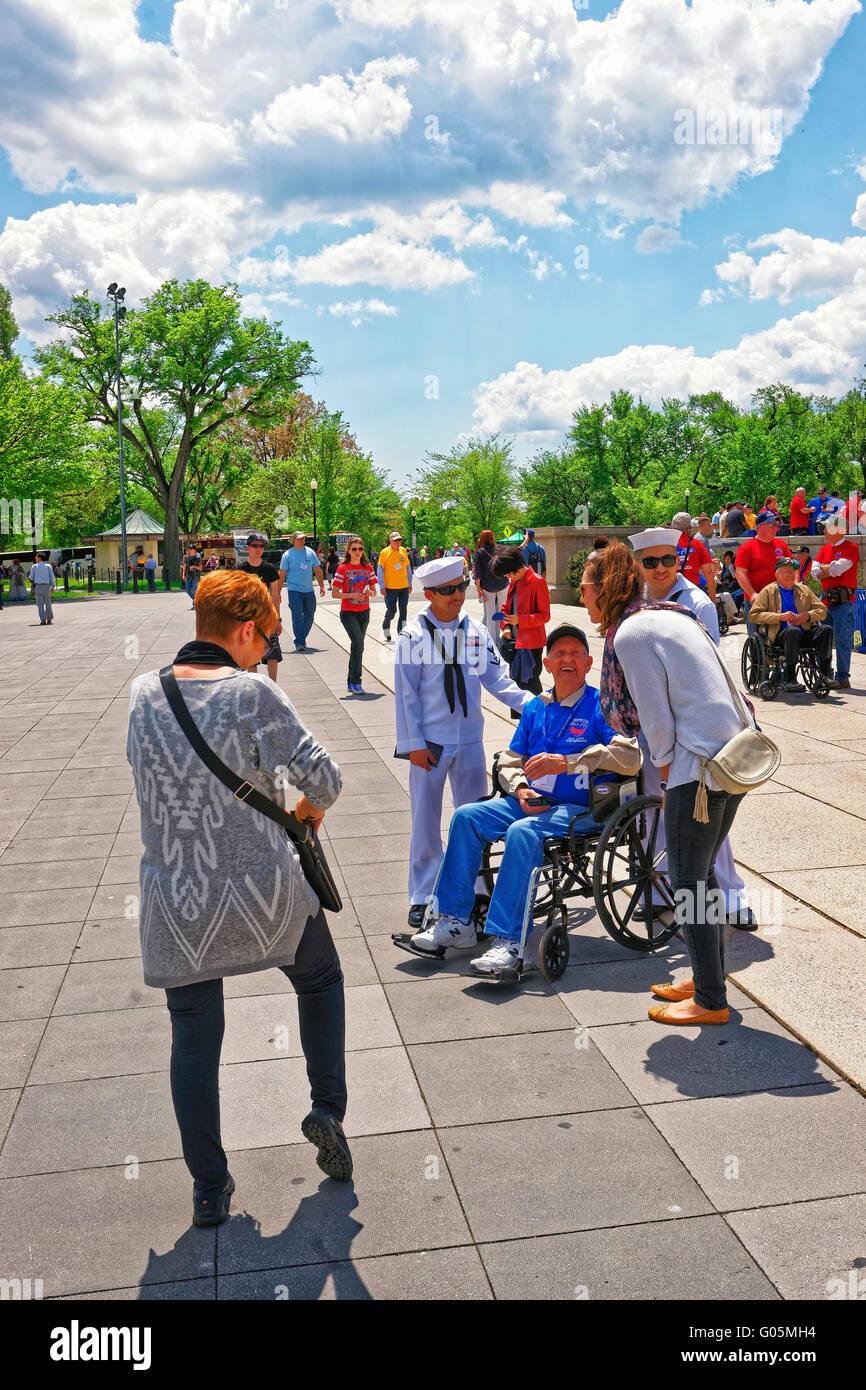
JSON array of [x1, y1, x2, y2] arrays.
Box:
[[0, 921, 82, 969], [408, 1029, 634, 1126], [479, 1216, 778, 1300], [21, 795, 129, 832], [333, 766, 406, 798], [326, 748, 383, 766], [0, 885, 96, 929], [0, 835, 113, 865], [0, 964, 66, 1021], [322, 903, 363, 939], [219, 1246, 491, 1300], [0, 1019, 45, 1087], [773, 763, 866, 822], [107, 831, 146, 858], [29, 1006, 171, 1085], [727, 1195, 866, 1300], [0, 858, 107, 893], [0, 1088, 20, 1144], [44, 768, 135, 798], [69, 1278, 216, 1300], [646, 1082, 866, 1210], [760, 704, 866, 741], [74, 918, 141, 961], [588, 1010, 836, 1104], [351, 893, 410, 936], [0, 1160, 216, 1296], [221, 937, 377, 997], [88, 881, 140, 919], [553, 952, 755, 1027], [384, 973, 576, 1045], [765, 865, 866, 938], [100, 854, 143, 884], [217, 1133, 470, 1275], [327, 792, 410, 817], [342, 860, 408, 897], [732, 792, 866, 871], [441, 1109, 713, 1243], [221, 984, 400, 1065], [332, 833, 412, 868], [53, 957, 159, 1015]]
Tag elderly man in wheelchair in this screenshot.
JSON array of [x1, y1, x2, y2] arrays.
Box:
[[743, 556, 833, 698], [396, 622, 641, 978]]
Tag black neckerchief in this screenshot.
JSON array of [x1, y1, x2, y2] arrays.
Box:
[[421, 615, 468, 717], [173, 640, 242, 669]]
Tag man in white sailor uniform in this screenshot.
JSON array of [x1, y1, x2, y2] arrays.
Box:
[[394, 555, 531, 928], [630, 527, 756, 930]]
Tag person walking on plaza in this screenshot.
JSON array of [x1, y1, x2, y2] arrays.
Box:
[[473, 529, 509, 643], [377, 531, 412, 641], [9, 559, 27, 602], [492, 544, 551, 715], [811, 511, 859, 689], [394, 555, 531, 928], [182, 544, 203, 609], [325, 545, 340, 592], [332, 537, 378, 694], [239, 532, 283, 682], [279, 531, 325, 653], [126, 569, 350, 1225], [582, 542, 749, 1026], [734, 509, 793, 631], [521, 528, 547, 577], [631, 528, 754, 927], [750, 557, 833, 692], [144, 554, 157, 592], [29, 552, 56, 624]]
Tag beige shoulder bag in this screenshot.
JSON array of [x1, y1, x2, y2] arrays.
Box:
[[690, 624, 781, 822]]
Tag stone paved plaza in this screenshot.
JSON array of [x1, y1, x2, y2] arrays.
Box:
[[1, 588, 865, 1301]]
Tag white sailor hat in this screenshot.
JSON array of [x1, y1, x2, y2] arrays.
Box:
[[628, 527, 682, 553], [415, 556, 466, 588]]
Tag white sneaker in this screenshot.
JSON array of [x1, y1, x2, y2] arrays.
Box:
[[471, 936, 520, 974], [411, 915, 475, 953]]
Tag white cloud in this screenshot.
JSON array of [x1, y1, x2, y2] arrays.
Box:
[[636, 225, 692, 255], [289, 229, 473, 290], [710, 228, 866, 304], [476, 183, 573, 229], [249, 56, 418, 146], [321, 297, 399, 325]]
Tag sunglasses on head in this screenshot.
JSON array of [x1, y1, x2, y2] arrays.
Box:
[[641, 555, 678, 569], [431, 579, 469, 596]]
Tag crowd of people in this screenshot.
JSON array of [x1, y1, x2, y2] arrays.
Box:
[[122, 504, 860, 1227]]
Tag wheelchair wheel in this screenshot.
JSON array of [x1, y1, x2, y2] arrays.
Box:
[[592, 796, 680, 952], [741, 635, 764, 693], [537, 906, 569, 982], [758, 679, 778, 701], [800, 659, 830, 700]]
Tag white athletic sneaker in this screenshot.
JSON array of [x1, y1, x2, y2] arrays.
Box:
[[411, 915, 475, 953], [471, 936, 520, 973]]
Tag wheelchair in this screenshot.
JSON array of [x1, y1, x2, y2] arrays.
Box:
[[741, 622, 831, 701], [392, 757, 679, 984]]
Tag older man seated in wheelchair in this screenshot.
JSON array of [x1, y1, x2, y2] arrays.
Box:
[[746, 555, 832, 696], [398, 622, 641, 976]]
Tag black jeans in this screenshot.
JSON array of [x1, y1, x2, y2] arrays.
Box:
[[382, 587, 409, 633], [340, 608, 369, 683], [665, 782, 745, 1010], [164, 908, 345, 1198]]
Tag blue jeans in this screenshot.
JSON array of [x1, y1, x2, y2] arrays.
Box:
[[164, 908, 345, 1199], [185, 575, 199, 603], [382, 587, 409, 634], [287, 589, 317, 647], [826, 601, 855, 680], [435, 796, 599, 941]]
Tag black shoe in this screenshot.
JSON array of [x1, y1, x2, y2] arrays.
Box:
[[727, 907, 758, 931], [193, 1174, 235, 1227], [382, 629, 392, 642], [301, 1110, 353, 1182], [780, 679, 805, 693], [407, 903, 427, 929]]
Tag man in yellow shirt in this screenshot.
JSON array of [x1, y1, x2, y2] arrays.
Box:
[[377, 531, 413, 641]]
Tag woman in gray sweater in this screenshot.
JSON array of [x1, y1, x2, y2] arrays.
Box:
[[126, 570, 348, 1226], [580, 543, 746, 1027]]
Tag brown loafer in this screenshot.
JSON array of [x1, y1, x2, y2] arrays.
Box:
[[648, 1001, 729, 1025], [651, 980, 695, 1001]]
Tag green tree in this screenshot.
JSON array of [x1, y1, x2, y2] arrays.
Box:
[[412, 435, 517, 540], [518, 444, 593, 527], [0, 283, 19, 361], [0, 359, 95, 520], [36, 279, 315, 580]]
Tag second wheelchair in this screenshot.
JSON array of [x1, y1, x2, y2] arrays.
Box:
[[741, 622, 832, 701]]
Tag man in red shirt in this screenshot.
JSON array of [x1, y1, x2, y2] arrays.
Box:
[[671, 511, 716, 601], [734, 509, 794, 632], [789, 487, 813, 535], [812, 512, 859, 688]]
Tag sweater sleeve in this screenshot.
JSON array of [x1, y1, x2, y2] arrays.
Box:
[[612, 624, 677, 770]]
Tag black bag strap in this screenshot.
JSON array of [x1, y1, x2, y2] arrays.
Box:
[[158, 666, 301, 836]]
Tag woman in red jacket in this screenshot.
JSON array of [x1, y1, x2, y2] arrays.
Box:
[[491, 544, 551, 716]]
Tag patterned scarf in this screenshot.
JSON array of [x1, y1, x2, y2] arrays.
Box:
[[599, 598, 699, 734]]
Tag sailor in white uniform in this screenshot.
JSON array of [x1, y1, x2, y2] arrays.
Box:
[[394, 555, 531, 927], [630, 528, 754, 929]]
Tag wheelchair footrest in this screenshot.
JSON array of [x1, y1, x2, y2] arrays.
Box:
[[391, 932, 446, 960], [468, 960, 523, 984]]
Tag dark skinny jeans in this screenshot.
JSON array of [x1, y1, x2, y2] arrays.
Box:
[[165, 908, 345, 1198], [340, 608, 369, 684], [665, 782, 745, 1010]]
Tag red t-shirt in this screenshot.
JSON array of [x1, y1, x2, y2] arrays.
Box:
[[735, 537, 793, 597], [816, 540, 858, 602], [676, 533, 712, 586], [790, 497, 811, 528], [332, 562, 377, 612]]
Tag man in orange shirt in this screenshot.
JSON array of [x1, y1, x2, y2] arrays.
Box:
[[377, 531, 413, 641]]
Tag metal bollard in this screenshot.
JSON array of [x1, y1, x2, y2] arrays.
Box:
[[63, 571, 69, 593], [164, 569, 171, 591], [116, 571, 122, 594], [88, 571, 93, 594], [132, 570, 138, 593]]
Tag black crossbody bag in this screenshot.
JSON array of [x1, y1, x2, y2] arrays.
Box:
[[159, 667, 342, 913]]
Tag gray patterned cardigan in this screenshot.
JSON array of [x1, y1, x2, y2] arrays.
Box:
[[126, 670, 342, 988]]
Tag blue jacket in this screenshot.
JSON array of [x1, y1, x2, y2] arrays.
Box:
[[509, 685, 616, 807]]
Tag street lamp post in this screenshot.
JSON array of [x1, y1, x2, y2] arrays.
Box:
[[685, 487, 691, 517], [310, 477, 318, 547], [411, 508, 417, 552], [106, 283, 129, 586]]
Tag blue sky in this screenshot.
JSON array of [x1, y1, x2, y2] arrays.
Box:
[[2, 0, 865, 490]]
